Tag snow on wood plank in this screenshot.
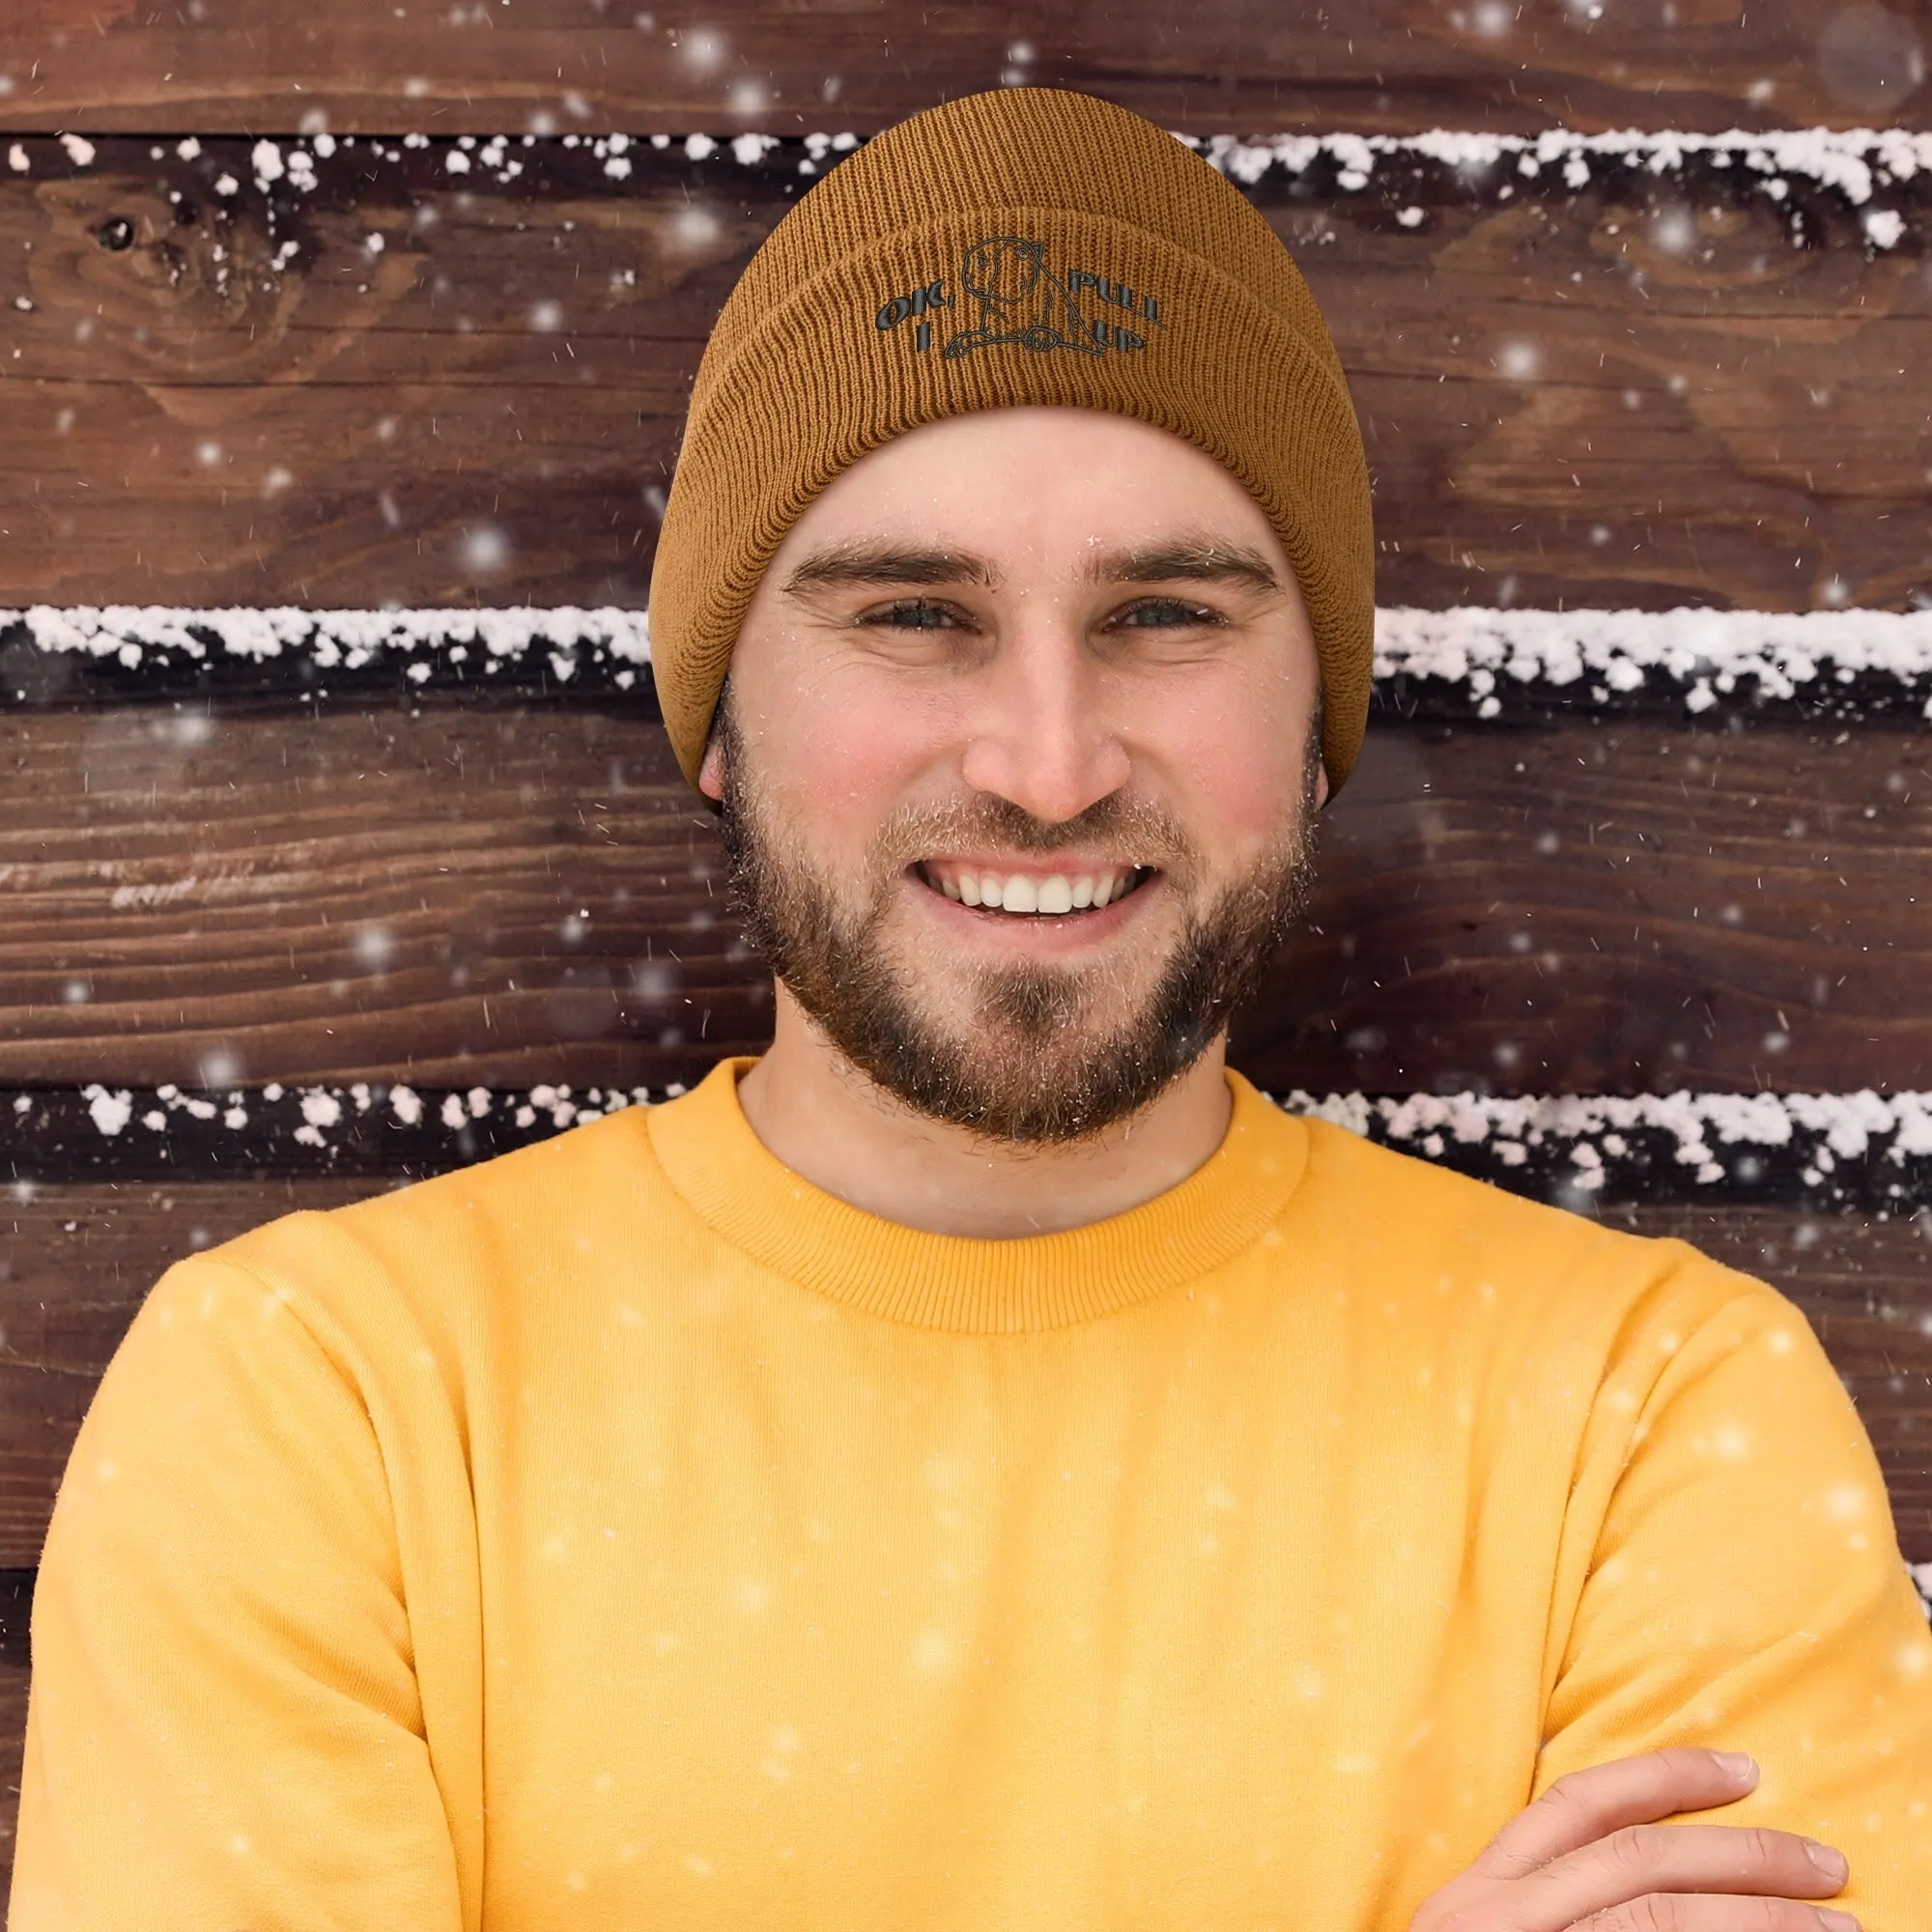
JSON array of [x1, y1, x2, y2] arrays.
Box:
[[7, 1077, 1930, 1210], [10, 605, 1932, 723]]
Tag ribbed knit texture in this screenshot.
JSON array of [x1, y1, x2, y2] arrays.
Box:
[[16, 1062, 1932, 1928], [648, 88, 1376, 790], [648, 1060, 1309, 1331]]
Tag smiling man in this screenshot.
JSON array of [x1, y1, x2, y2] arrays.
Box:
[[710, 408, 1326, 1200], [14, 88, 1932, 1932]]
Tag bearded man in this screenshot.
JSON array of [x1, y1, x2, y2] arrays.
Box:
[[14, 89, 1931, 1932]]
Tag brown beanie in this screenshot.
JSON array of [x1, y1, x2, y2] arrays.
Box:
[[648, 87, 1376, 791]]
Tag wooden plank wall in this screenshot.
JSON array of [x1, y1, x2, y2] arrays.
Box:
[[2, 0, 1928, 135], [3, 0, 1931, 1892]]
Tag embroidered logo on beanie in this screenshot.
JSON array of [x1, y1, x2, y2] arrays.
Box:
[[874, 236, 1166, 357]]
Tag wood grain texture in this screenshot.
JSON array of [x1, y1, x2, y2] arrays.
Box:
[[0, 0, 1924, 136], [0, 138, 1927, 614], [1240, 712, 1932, 1096], [0, 1656, 24, 1899], [1, 700, 1927, 1095], [0, 1182, 1922, 1567], [0, 699, 751, 1090]]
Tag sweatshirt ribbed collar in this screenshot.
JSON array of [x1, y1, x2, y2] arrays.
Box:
[[643, 1058, 1309, 1334]]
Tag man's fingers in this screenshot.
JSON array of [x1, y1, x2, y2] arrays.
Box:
[[1573, 1899, 1859, 1932], [1413, 1753, 1856, 1932], [1510, 1822, 1849, 1932], [1479, 1749, 1764, 1877]]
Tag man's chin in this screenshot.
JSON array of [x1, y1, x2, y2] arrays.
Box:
[[873, 935, 1172, 1054], [794, 961, 1215, 1145]]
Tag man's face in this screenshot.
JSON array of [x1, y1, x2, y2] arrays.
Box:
[[702, 407, 1326, 1144]]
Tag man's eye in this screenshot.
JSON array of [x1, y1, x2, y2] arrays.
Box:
[[861, 599, 960, 630], [1114, 597, 1220, 629]]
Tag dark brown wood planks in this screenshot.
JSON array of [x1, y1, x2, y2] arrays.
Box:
[[1238, 713, 1932, 1097], [0, 1655, 24, 1891], [0, 0, 1924, 137], [0, 1181, 1924, 1566], [0, 699, 747, 1090], [1, 137, 1927, 613], [3, 700, 1926, 1095]]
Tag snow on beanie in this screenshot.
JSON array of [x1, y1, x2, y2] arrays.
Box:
[[647, 86, 1376, 791]]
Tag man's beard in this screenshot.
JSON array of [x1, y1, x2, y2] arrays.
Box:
[[716, 704, 1321, 1146]]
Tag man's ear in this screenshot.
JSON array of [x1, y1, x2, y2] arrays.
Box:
[[696, 690, 730, 803], [697, 728, 727, 803]]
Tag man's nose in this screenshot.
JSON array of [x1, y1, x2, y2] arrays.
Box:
[[956, 621, 1131, 825]]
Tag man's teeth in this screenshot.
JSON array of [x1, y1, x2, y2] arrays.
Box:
[[933, 867, 1142, 914]]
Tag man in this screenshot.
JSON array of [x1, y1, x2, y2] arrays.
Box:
[[14, 88, 1929, 1931]]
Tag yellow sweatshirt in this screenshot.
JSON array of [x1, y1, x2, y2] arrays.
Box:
[[14, 1062, 1932, 1930]]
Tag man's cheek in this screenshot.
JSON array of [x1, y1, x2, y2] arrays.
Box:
[[756, 751, 917, 897], [785, 703, 952, 821], [1166, 729, 1303, 856]]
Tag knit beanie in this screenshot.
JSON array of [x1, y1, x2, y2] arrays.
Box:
[[648, 87, 1376, 791]]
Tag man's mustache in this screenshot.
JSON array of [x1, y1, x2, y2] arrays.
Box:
[[866, 792, 1197, 875]]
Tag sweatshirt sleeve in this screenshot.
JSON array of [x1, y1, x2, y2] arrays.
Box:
[[1534, 1259, 1932, 1929], [9, 1249, 466, 1932]]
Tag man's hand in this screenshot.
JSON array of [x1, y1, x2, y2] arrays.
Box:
[[1410, 1747, 1857, 1931]]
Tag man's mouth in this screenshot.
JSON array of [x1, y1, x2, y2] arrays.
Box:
[[913, 859, 1156, 917]]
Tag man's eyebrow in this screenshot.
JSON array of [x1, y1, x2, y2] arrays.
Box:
[[1083, 540, 1284, 591], [781, 546, 1001, 594]]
